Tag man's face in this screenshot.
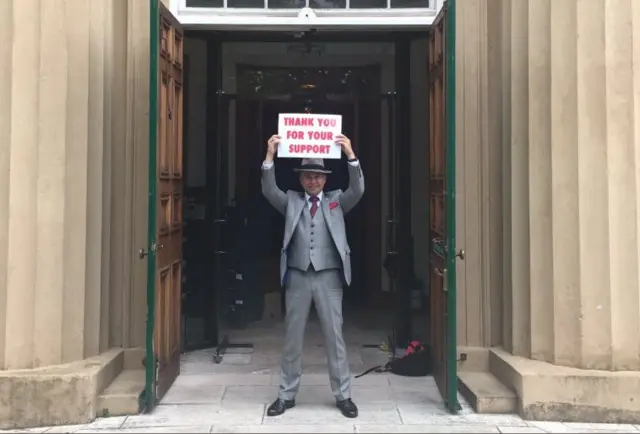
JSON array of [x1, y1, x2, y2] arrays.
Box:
[[300, 172, 326, 196]]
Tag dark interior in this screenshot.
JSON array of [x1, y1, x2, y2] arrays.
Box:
[[180, 30, 426, 356]]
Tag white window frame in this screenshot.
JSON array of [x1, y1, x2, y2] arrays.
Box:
[[169, 0, 442, 28]]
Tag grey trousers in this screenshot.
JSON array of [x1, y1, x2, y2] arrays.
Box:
[[278, 267, 351, 401]]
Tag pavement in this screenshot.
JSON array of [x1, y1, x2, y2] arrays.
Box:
[[4, 372, 639, 434], [5, 319, 639, 433], [4, 408, 640, 433]]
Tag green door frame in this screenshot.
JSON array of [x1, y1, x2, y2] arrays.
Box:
[[141, 0, 457, 413], [444, 0, 458, 414]]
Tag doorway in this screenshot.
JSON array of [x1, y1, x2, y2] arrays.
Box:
[[182, 38, 426, 389], [203, 70, 396, 351], [146, 5, 459, 415]]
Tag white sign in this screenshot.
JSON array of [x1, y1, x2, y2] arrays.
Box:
[[277, 113, 343, 159]]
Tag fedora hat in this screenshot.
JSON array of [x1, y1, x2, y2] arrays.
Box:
[[293, 158, 332, 174]]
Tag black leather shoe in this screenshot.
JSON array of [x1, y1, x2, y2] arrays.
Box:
[[267, 398, 295, 416], [336, 398, 358, 418]]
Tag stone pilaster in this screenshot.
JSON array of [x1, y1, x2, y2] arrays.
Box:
[[0, 0, 110, 369], [454, 0, 507, 350], [505, 0, 640, 371]]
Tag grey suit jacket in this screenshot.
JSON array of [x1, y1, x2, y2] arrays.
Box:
[[261, 161, 365, 287]]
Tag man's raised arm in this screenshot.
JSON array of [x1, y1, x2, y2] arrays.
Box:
[[261, 135, 287, 215], [335, 134, 365, 213]]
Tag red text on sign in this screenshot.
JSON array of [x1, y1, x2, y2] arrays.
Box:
[[317, 118, 337, 127], [286, 130, 334, 141], [284, 116, 338, 128], [288, 144, 331, 154]]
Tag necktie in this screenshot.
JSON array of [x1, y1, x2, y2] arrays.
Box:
[[310, 196, 319, 218]]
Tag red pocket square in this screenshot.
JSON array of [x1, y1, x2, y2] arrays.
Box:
[[329, 202, 340, 210]]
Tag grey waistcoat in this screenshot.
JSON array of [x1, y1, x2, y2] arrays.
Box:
[[287, 203, 341, 272]]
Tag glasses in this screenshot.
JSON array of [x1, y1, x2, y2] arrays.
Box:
[[302, 173, 326, 181]]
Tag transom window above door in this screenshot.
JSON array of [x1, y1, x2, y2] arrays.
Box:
[[236, 65, 381, 98], [187, 0, 431, 9]]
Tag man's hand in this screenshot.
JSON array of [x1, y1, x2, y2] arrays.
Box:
[[336, 134, 356, 160], [266, 134, 281, 163]]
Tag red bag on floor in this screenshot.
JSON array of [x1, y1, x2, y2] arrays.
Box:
[[355, 341, 432, 378]]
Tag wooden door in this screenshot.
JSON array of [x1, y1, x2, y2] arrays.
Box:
[[146, 1, 184, 406], [428, 0, 460, 413]]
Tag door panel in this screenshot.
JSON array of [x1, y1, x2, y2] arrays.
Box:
[[428, 0, 459, 413], [212, 93, 231, 351], [146, 1, 184, 407], [356, 98, 383, 305], [234, 99, 262, 206], [383, 94, 401, 353], [230, 98, 271, 323]]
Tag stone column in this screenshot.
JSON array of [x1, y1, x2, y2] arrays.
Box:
[[505, 0, 640, 371], [0, 0, 111, 370]]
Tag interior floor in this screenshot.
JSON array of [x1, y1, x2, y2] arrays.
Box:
[[161, 310, 473, 417], [190, 308, 428, 374]]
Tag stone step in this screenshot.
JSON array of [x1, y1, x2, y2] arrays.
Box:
[[124, 347, 145, 370], [96, 369, 145, 418], [458, 371, 518, 414]]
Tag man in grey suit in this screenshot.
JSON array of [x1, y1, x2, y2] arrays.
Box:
[[261, 133, 364, 418]]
